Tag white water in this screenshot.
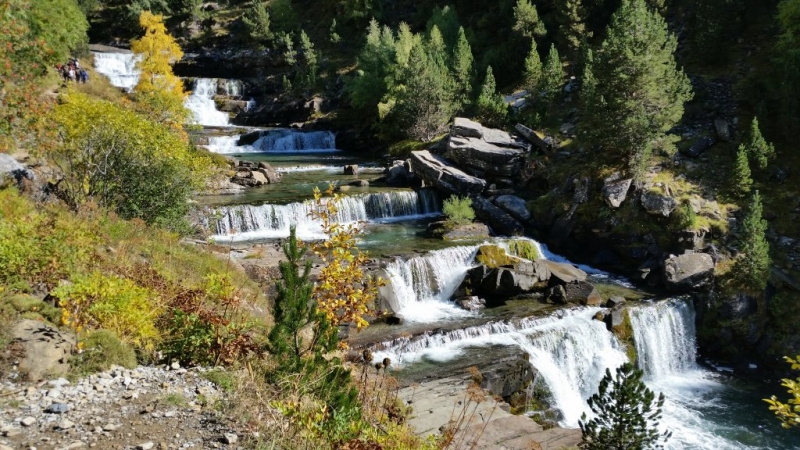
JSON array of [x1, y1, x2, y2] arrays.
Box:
[[380, 246, 480, 322], [210, 190, 440, 242], [185, 78, 230, 126], [204, 135, 244, 154], [92, 52, 141, 92], [251, 129, 338, 153]]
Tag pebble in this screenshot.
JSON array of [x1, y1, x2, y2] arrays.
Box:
[[46, 403, 70, 414], [21, 417, 36, 427], [56, 419, 75, 430], [222, 433, 237, 444], [137, 442, 155, 450]]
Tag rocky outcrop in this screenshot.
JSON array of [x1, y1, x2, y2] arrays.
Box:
[[12, 320, 75, 382], [602, 174, 632, 209], [445, 118, 526, 181], [546, 281, 602, 306], [0, 154, 33, 188], [641, 191, 677, 217], [515, 123, 554, 153], [409, 150, 486, 196], [427, 221, 491, 240], [230, 161, 281, 187], [466, 252, 588, 300], [663, 252, 715, 291], [472, 196, 524, 236], [384, 160, 414, 186], [494, 195, 530, 222]]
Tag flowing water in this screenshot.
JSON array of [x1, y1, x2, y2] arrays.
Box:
[[93, 50, 798, 448]]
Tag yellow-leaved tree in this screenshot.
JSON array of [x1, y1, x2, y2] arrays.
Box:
[[765, 355, 800, 429], [309, 185, 383, 336], [130, 11, 189, 134]]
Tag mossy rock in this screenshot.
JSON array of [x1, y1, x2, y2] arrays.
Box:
[[506, 239, 540, 261], [6, 295, 61, 324], [607, 308, 637, 364], [476, 245, 522, 269]]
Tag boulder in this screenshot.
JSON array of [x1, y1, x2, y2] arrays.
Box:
[[606, 296, 626, 308], [251, 171, 269, 186], [446, 136, 525, 178], [451, 117, 484, 139], [663, 252, 714, 291], [385, 160, 412, 186], [466, 258, 585, 300], [471, 196, 524, 236], [344, 164, 359, 175], [514, 123, 553, 153], [348, 179, 369, 187], [493, 195, 531, 222], [544, 260, 587, 285], [256, 166, 281, 184], [427, 221, 490, 240], [602, 177, 633, 209], [455, 296, 486, 311], [480, 355, 535, 398], [641, 191, 678, 217], [682, 136, 715, 158], [12, 319, 75, 382], [409, 151, 486, 196], [714, 119, 731, 142], [546, 280, 602, 306]]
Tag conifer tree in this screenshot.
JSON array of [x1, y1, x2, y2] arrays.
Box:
[[732, 144, 753, 198], [475, 66, 507, 127], [513, 0, 546, 39], [299, 30, 318, 88], [428, 25, 448, 69], [583, 0, 692, 179], [349, 20, 396, 115], [426, 4, 460, 49], [268, 227, 337, 373], [734, 190, 771, 291], [579, 363, 671, 450], [557, 0, 592, 61], [242, 0, 273, 46], [542, 44, 565, 106], [745, 117, 776, 170], [451, 26, 474, 112], [522, 39, 543, 95]]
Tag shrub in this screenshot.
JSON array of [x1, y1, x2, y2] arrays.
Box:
[[71, 329, 137, 377], [443, 195, 475, 227], [53, 271, 162, 351], [507, 239, 540, 260], [673, 199, 698, 231]]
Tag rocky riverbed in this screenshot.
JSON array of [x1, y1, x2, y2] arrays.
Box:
[[0, 365, 243, 450]]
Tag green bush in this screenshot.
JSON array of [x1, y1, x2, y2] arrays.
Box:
[[672, 200, 698, 231], [507, 239, 540, 260], [53, 271, 162, 351], [71, 329, 137, 377], [443, 195, 475, 226]]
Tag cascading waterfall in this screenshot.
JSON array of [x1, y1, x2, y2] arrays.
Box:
[[629, 299, 697, 378], [251, 129, 337, 152], [204, 135, 247, 154], [210, 190, 440, 241], [380, 245, 480, 322], [92, 52, 141, 92], [185, 78, 230, 126]]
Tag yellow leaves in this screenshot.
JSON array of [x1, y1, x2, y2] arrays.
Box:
[[764, 355, 800, 429]]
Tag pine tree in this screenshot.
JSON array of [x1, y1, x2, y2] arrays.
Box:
[[542, 44, 565, 105], [349, 19, 396, 114], [732, 144, 753, 198], [475, 66, 507, 128], [557, 0, 592, 61], [428, 25, 448, 69], [451, 26, 474, 112], [584, 0, 692, 179], [426, 4, 460, 49], [299, 30, 318, 88], [268, 227, 337, 373], [734, 190, 771, 291], [329, 19, 341, 44], [513, 0, 546, 39], [745, 117, 776, 170], [579, 363, 671, 450], [522, 39, 542, 95], [242, 0, 273, 46]]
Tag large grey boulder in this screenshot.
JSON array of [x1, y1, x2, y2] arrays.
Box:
[[515, 123, 553, 153], [467, 258, 587, 300], [546, 280, 602, 306], [385, 160, 412, 186], [544, 260, 587, 284], [472, 196, 524, 236], [493, 195, 530, 222], [451, 117, 484, 139], [663, 252, 715, 291], [602, 176, 632, 209], [12, 320, 75, 382], [446, 136, 525, 178], [410, 151, 486, 196], [451, 117, 522, 148], [641, 191, 678, 217]]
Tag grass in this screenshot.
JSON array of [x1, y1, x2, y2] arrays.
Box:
[[162, 392, 189, 408]]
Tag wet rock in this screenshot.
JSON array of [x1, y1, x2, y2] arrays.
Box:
[[347, 179, 369, 187], [480, 355, 534, 398], [385, 314, 404, 325], [344, 164, 359, 175], [663, 253, 714, 291], [546, 281, 602, 306], [455, 296, 486, 311], [641, 191, 677, 217], [427, 221, 490, 240], [493, 195, 530, 222], [606, 296, 626, 308], [471, 196, 524, 236], [385, 160, 412, 186]]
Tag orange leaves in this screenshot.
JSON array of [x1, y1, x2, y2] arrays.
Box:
[[309, 185, 385, 334]]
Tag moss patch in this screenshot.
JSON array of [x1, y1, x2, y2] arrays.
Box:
[[507, 239, 540, 261], [476, 245, 520, 268]]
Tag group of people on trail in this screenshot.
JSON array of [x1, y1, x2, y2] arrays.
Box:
[[57, 58, 88, 84]]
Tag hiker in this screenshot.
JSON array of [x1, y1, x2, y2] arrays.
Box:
[[80, 69, 89, 83]]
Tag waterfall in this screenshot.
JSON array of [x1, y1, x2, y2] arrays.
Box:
[[629, 299, 697, 379], [210, 190, 440, 242], [251, 129, 337, 152], [371, 307, 627, 425], [380, 245, 480, 322], [92, 52, 141, 92], [185, 78, 230, 126], [204, 135, 247, 154]]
